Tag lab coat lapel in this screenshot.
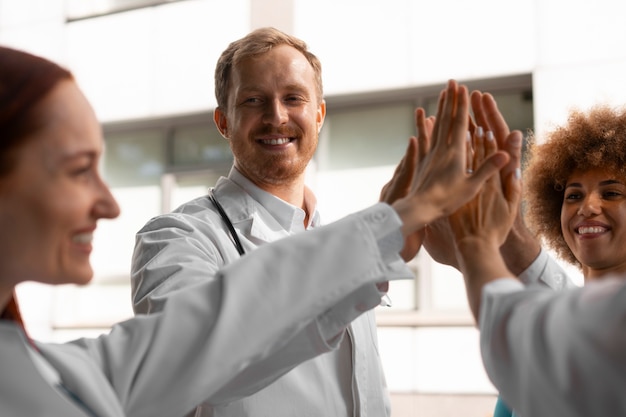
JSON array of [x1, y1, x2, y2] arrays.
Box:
[[249, 211, 292, 243], [39, 343, 125, 417], [0, 325, 92, 417]]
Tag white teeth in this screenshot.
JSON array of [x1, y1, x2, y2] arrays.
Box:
[[577, 226, 606, 235], [261, 138, 290, 145], [73, 233, 93, 244]]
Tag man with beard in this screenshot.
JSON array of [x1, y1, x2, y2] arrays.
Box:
[[129, 27, 541, 417], [131, 27, 399, 417]]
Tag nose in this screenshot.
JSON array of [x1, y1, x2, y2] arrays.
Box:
[[93, 177, 121, 220], [577, 192, 602, 217], [262, 99, 289, 126]]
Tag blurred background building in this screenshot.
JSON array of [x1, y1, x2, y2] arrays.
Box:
[[2, 0, 624, 415]]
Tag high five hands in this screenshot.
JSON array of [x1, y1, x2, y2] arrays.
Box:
[[383, 80, 512, 258]]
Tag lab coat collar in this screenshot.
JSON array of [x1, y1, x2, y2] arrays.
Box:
[[212, 167, 320, 238], [0, 323, 109, 417]]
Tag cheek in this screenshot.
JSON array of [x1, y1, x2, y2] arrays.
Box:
[[0, 195, 60, 281], [560, 206, 573, 235]]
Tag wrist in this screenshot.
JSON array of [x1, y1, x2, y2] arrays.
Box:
[[500, 215, 541, 275], [455, 236, 511, 321], [393, 197, 439, 238], [455, 236, 508, 280], [455, 236, 500, 261]]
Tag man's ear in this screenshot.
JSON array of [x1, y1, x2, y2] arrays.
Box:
[[316, 100, 327, 133], [214, 107, 229, 139]]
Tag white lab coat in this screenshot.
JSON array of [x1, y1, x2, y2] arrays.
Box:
[[131, 169, 413, 417], [1, 203, 411, 417], [480, 274, 626, 416]]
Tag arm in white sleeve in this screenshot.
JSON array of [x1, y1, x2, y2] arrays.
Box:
[[479, 277, 626, 417], [72, 203, 412, 416], [517, 248, 578, 290]]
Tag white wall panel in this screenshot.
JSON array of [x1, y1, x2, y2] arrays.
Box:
[[378, 327, 494, 393], [294, 0, 536, 94], [65, 0, 250, 122]]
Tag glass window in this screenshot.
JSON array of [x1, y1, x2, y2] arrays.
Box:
[[171, 124, 233, 170], [104, 129, 165, 187], [318, 103, 416, 171]]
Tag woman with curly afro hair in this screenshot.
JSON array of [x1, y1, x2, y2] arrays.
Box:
[[492, 105, 626, 417], [524, 106, 626, 279]]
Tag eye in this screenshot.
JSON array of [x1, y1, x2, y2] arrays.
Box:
[[564, 191, 582, 201], [603, 190, 623, 199], [72, 164, 93, 178], [69, 157, 97, 179], [244, 97, 261, 104], [238, 96, 263, 107], [284, 95, 306, 105]]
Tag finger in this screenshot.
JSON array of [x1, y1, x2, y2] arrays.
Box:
[[501, 130, 523, 181], [484, 130, 498, 156], [470, 90, 488, 132], [472, 125, 485, 172], [380, 143, 409, 200], [465, 131, 474, 174], [430, 88, 447, 148], [433, 80, 460, 149], [481, 93, 511, 149], [476, 92, 523, 181], [503, 168, 522, 212], [468, 112, 477, 137], [451, 84, 470, 149], [468, 151, 510, 189], [380, 137, 418, 201], [415, 108, 431, 163]]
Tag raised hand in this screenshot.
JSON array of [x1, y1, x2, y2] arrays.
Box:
[[448, 124, 523, 319], [449, 132, 522, 249], [423, 124, 495, 267], [392, 80, 510, 240], [471, 90, 541, 274], [380, 109, 435, 260]]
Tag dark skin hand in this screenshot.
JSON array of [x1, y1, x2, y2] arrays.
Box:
[[449, 125, 523, 320]]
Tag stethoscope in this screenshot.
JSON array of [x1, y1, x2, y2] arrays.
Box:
[[208, 189, 246, 256], [209, 189, 392, 306]]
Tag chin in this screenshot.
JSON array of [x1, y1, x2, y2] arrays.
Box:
[[66, 267, 94, 286]]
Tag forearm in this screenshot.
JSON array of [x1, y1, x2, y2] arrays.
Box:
[[455, 237, 514, 321], [130, 213, 233, 314], [479, 279, 626, 416], [499, 214, 541, 275]]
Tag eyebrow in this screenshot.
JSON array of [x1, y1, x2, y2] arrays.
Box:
[[60, 149, 98, 160], [238, 83, 310, 95], [565, 179, 623, 189]]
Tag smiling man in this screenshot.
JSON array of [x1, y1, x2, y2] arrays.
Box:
[[130, 27, 393, 417]]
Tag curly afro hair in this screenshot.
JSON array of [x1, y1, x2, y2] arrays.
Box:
[[524, 106, 626, 268]]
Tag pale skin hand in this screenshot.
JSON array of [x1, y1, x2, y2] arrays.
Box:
[[390, 80, 510, 240], [449, 128, 523, 321], [423, 91, 538, 275]]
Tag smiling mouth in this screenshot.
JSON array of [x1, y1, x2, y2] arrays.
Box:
[[258, 137, 293, 145], [72, 233, 94, 244], [576, 226, 608, 235]]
